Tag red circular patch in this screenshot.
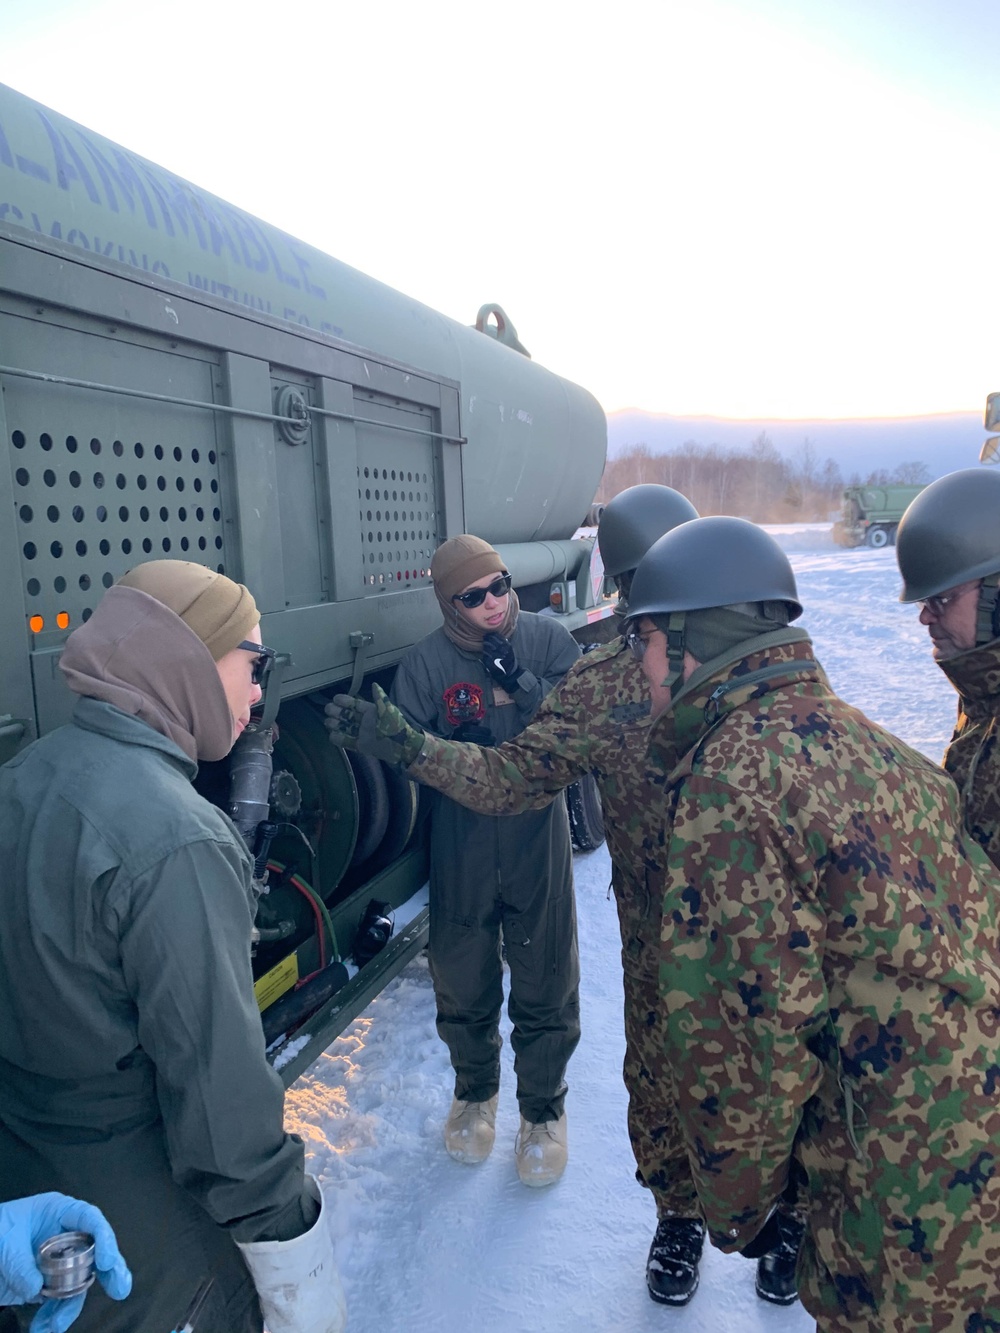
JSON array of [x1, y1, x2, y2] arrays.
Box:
[[443, 681, 485, 727]]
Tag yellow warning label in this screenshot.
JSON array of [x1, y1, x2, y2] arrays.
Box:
[[254, 952, 299, 1012]]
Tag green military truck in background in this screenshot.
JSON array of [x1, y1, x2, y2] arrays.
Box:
[[831, 483, 926, 548], [0, 82, 613, 1085]]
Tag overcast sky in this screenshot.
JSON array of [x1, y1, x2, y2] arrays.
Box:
[[3, 0, 999, 421]]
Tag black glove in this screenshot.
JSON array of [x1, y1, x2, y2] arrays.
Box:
[[482, 632, 524, 689], [452, 721, 496, 746]]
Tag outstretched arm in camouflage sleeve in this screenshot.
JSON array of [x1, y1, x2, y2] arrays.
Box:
[[658, 778, 828, 1253], [408, 654, 616, 816], [328, 645, 646, 819]]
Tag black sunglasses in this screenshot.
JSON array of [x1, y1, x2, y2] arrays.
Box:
[[237, 640, 277, 685], [451, 573, 513, 609]]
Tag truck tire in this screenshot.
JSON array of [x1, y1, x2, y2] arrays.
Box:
[[364, 766, 420, 874], [347, 751, 390, 865], [866, 525, 889, 548], [566, 774, 606, 852]]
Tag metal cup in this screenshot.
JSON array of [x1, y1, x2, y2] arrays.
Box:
[[37, 1231, 96, 1300]]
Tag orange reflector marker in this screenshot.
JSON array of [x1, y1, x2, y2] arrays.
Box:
[[29, 614, 44, 632], [56, 612, 70, 629]]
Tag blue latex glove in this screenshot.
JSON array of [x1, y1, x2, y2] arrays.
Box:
[[0, 1193, 132, 1333]]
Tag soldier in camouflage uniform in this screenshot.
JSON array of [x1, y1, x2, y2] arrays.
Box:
[[624, 515, 1000, 1332], [326, 488, 805, 1306], [897, 468, 1000, 870]]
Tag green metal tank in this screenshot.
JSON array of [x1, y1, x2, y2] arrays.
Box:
[[0, 81, 605, 543]]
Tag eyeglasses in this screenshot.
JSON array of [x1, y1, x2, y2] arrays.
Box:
[[917, 582, 980, 617], [452, 573, 513, 609], [237, 640, 277, 685], [625, 628, 657, 662]]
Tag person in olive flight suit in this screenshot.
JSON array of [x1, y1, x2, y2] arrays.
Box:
[[377, 534, 581, 1187]]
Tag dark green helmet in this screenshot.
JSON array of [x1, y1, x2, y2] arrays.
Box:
[[896, 468, 1000, 601], [627, 516, 803, 620], [597, 484, 698, 577]]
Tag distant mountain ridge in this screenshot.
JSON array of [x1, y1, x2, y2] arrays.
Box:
[[606, 410, 986, 481]]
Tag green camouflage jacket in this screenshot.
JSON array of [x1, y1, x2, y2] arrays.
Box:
[[940, 637, 1000, 871], [410, 637, 670, 974], [649, 635, 1000, 1328]]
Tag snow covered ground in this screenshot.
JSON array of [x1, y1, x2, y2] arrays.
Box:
[[285, 526, 958, 1333]]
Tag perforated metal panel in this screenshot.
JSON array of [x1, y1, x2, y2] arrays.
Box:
[[355, 393, 440, 591], [2, 295, 229, 657], [10, 427, 226, 641], [357, 461, 438, 590]]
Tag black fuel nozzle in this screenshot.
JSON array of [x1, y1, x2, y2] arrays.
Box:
[[253, 819, 278, 881]]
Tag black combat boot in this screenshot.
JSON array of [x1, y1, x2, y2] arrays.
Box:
[[755, 1212, 806, 1306], [646, 1217, 706, 1305]]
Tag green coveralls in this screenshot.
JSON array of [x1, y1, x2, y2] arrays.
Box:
[[391, 614, 581, 1123]]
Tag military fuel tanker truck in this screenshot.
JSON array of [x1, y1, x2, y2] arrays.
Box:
[[831, 483, 925, 548], [0, 82, 613, 1085]]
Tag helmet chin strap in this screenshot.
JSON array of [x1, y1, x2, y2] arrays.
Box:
[[976, 574, 1000, 647], [664, 611, 687, 699]]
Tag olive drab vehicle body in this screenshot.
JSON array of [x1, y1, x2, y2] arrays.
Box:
[[0, 82, 612, 1084], [831, 483, 925, 549]]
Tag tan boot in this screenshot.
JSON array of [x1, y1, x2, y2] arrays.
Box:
[[443, 1094, 499, 1163], [515, 1112, 568, 1187]]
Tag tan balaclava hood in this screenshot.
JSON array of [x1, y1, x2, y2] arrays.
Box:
[[432, 535, 519, 651], [432, 536, 505, 604], [59, 561, 259, 762]]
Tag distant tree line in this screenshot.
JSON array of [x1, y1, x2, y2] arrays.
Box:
[[847, 460, 930, 487], [597, 434, 931, 523]]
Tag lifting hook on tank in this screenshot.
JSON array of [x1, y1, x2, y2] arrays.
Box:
[[475, 304, 531, 359]]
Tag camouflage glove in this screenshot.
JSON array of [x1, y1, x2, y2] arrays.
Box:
[[371, 684, 425, 766], [324, 693, 423, 767]]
